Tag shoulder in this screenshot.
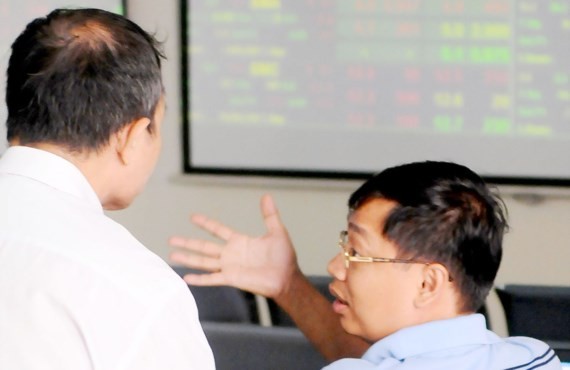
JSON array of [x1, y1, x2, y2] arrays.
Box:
[[496, 336, 562, 369], [321, 335, 562, 370], [1, 197, 191, 312]]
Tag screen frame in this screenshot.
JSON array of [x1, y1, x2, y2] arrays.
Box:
[[180, 0, 570, 187]]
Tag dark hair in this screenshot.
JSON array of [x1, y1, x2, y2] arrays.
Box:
[[5, 8, 165, 151], [348, 161, 508, 312]]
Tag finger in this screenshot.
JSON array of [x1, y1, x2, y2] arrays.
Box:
[[168, 236, 221, 257], [183, 272, 227, 286], [191, 214, 235, 240], [260, 194, 284, 233], [169, 251, 222, 272]]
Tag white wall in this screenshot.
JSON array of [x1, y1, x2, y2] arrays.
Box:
[[118, 0, 570, 337]]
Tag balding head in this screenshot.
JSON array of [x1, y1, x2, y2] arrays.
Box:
[[6, 8, 164, 152]]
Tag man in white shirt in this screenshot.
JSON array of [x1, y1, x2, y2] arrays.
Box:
[[0, 8, 214, 370]]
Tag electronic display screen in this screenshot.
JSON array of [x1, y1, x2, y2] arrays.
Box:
[[183, 0, 570, 184]]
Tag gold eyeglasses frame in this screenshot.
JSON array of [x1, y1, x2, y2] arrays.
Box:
[[338, 230, 454, 282]]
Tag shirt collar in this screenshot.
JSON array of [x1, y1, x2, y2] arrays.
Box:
[[0, 146, 103, 213], [363, 314, 501, 362]]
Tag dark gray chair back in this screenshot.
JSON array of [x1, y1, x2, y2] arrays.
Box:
[[496, 284, 570, 341], [172, 266, 256, 323], [202, 322, 327, 370]]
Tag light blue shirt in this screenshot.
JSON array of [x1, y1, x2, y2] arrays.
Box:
[[324, 314, 561, 370]]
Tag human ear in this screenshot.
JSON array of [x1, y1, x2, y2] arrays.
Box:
[[414, 263, 450, 308], [115, 117, 151, 165]]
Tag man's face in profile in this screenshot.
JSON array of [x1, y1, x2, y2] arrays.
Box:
[[328, 198, 425, 342]]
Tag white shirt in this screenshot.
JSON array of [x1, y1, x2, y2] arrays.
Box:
[[0, 146, 215, 370]]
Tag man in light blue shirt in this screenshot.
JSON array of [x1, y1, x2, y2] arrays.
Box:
[[171, 161, 561, 369]]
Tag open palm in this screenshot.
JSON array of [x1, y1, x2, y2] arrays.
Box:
[[169, 194, 299, 299]]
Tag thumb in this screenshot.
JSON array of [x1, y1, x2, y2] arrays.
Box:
[[260, 194, 284, 233]]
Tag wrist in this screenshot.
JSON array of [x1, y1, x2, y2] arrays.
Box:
[[273, 266, 309, 308]]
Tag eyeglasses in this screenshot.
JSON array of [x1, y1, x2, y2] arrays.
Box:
[[338, 231, 454, 281], [338, 230, 430, 270]]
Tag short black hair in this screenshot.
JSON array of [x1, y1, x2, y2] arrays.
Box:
[[349, 161, 508, 312], [6, 8, 165, 151]]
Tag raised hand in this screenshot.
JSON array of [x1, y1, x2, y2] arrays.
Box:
[[170, 194, 370, 360], [169, 194, 301, 299]]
